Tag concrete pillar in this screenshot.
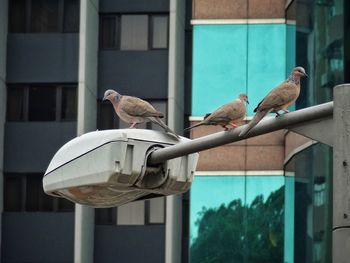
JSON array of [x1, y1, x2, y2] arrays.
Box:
[[333, 84, 350, 263], [166, 0, 186, 263], [74, 0, 99, 262], [0, 0, 8, 258]]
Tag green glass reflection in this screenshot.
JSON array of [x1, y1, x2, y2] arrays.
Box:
[[285, 143, 332, 262], [190, 176, 285, 263]]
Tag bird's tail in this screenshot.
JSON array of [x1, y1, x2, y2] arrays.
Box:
[[151, 117, 180, 139], [184, 122, 205, 131], [239, 110, 270, 137]]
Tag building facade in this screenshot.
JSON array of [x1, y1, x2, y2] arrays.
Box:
[[0, 0, 348, 263]]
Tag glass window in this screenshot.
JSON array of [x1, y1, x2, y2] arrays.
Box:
[[190, 175, 284, 263], [6, 86, 26, 121], [7, 85, 77, 122], [30, 0, 59, 33], [26, 174, 53, 212], [61, 86, 77, 121], [120, 15, 148, 50], [95, 208, 117, 225], [63, 0, 80, 32], [151, 15, 168, 49], [9, 0, 26, 33], [148, 197, 165, 224], [4, 173, 75, 212], [100, 16, 118, 49], [117, 200, 145, 225], [4, 175, 23, 211], [28, 86, 56, 121]]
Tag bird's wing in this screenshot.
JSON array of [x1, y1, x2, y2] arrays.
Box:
[[207, 101, 245, 123], [121, 96, 164, 118], [256, 81, 298, 111]]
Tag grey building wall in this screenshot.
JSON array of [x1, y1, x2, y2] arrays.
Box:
[[2, 213, 74, 263], [3, 122, 76, 173], [6, 34, 79, 83], [98, 51, 169, 99], [100, 0, 169, 13], [94, 225, 165, 263]]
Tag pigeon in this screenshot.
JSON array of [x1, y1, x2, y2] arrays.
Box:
[[184, 93, 249, 131], [239, 66, 307, 137], [103, 89, 180, 139]]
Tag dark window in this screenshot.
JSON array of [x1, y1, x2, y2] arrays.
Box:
[[26, 174, 53, 211], [4, 173, 75, 212], [4, 176, 23, 211], [9, 0, 80, 33], [63, 0, 80, 32], [9, 0, 26, 33], [6, 86, 26, 121], [100, 16, 118, 49], [61, 86, 77, 120], [95, 207, 117, 225], [28, 86, 56, 121], [100, 14, 168, 50], [6, 85, 77, 122], [30, 0, 59, 32]]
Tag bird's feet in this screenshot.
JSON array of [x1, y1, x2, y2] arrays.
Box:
[[129, 123, 137, 128], [224, 123, 238, 130], [283, 109, 290, 114]]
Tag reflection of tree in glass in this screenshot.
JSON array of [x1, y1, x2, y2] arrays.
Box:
[[190, 187, 284, 263]]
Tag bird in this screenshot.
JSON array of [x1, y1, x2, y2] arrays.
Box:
[[184, 93, 249, 131], [239, 66, 307, 137], [103, 89, 180, 139]]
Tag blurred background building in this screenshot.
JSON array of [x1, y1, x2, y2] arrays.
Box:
[[0, 0, 348, 262]]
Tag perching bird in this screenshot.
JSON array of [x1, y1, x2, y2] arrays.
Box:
[[239, 66, 307, 137], [103, 89, 180, 139], [184, 93, 249, 131]]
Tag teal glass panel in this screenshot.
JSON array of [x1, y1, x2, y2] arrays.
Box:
[[190, 176, 245, 243], [284, 176, 295, 263], [190, 175, 285, 263], [247, 24, 287, 114], [286, 24, 296, 75], [245, 176, 285, 262], [192, 24, 290, 116], [192, 25, 248, 116]]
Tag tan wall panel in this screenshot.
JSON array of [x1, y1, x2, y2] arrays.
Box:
[[246, 145, 285, 170], [249, 0, 285, 19], [192, 0, 285, 19], [193, 0, 247, 19], [197, 145, 246, 170]]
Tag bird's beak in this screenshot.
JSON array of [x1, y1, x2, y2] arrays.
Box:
[[304, 73, 308, 78], [102, 96, 107, 101], [246, 100, 249, 104]]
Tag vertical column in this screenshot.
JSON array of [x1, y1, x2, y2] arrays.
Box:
[[333, 84, 350, 263], [166, 0, 186, 263], [75, 0, 99, 263], [0, 0, 8, 258]]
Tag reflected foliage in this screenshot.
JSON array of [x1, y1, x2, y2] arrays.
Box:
[[190, 187, 284, 263]]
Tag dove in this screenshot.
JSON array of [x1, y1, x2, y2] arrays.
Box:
[[239, 66, 307, 137], [103, 89, 180, 139], [184, 93, 249, 131]]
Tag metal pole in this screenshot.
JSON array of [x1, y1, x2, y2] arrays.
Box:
[[333, 84, 350, 263], [148, 101, 333, 165]]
